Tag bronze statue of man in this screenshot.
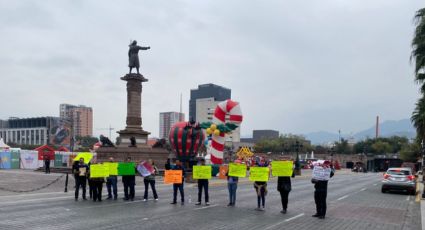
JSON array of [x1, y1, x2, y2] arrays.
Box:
[[128, 40, 150, 74]]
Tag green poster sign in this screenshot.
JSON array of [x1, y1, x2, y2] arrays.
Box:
[[118, 162, 136, 176]]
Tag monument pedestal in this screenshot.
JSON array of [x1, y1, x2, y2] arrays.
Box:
[[117, 73, 150, 147], [96, 73, 170, 167]]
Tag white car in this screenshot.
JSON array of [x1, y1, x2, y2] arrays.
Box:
[[381, 167, 416, 195]]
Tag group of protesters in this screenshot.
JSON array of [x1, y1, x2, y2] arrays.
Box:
[[72, 156, 335, 219]]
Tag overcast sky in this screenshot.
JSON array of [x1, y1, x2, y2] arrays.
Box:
[[0, 0, 423, 139]]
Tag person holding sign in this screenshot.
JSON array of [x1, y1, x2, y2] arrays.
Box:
[[74, 158, 89, 201], [89, 161, 106, 202], [105, 157, 118, 200], [142, 159, 159, 201], [275, 161, 295, 214], [170, 160, 186, 205], [253, 158, 268, 211], [311, 160, 335, 219], [226, 168, 239, 207], [195, 159, 210, 206], [122, 157, 137, 201]]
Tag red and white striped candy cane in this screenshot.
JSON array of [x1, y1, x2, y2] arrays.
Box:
[[211, 99, 243, 164]]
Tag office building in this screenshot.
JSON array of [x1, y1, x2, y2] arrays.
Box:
[[0, 117, 71, 146], [60, 104, 93, 137], [253, 130, 279, 142], [189, 83, 231, 121], [159, 112, 185, 139]]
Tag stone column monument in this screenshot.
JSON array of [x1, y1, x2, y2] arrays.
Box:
[[96, 41, 169, 167], [117, 74, 150, 147]]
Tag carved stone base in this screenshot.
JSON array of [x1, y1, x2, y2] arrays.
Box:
[[96, 147, 171, 170], [117, 128, 150, 148]]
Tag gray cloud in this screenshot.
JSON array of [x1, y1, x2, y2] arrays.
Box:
[[0, 0, 422, 139]]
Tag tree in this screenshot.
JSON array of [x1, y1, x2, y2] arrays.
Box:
[[334, 138, 352, 154], [399, 142, 421, 162], [412, 8, 425, 91], [371, 141, 392, 154], [411, 8, 425, 142], [254, 134, 312, 153]]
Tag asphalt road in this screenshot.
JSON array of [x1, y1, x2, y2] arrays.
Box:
[[0, 171, 420, 230]]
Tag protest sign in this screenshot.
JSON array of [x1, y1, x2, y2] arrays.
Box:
[[228, 163, 247, 177], [104, 162, 118, 176], [90, 164, 109, 178], [271, 161, 293, 177], [164, 170, 182, 184], [142, 161, 155, 173], [193, 166, 212, 179], [218, 165, 228, 179], [137, 164, 151, 177], [118, 162, 136, 176], [249, 167, 269, 182], [312, 166, 332, 181], [73, 152, 93, 164]]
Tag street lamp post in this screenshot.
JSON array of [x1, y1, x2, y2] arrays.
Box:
[[293, 140, 303, 176]]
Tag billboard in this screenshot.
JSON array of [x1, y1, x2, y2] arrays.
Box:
[[49, 118, 71, 146]]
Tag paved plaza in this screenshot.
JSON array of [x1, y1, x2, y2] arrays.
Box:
[[0, 169, 421, 230]]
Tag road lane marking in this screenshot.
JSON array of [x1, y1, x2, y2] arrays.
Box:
[[264, 213, 305, 230], [373, 184, 377, 186], [285, 213, 304, 222], [337, 195, 349, 201], [406, 196, 410, 201], [194, 204, 218, 210], [360, 188, 366, 191]]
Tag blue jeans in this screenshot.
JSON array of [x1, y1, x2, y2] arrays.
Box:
[[106, 176, 118, 198], [173, 183, 184, 203], [228, 183, 237, 204]]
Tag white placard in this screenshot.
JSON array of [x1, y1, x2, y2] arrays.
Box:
[[312, 166, 331, 181]]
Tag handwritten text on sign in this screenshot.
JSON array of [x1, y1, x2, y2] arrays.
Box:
[[103, 162, 118, 176], [228, 163, 247, 177], [271, 161, 293, 177], [90, 164, 109, 178], [249, 167, 269, 182], [193, 166, 212, 179], [164, 170, 183, 184], [312, 166, 331, 181]]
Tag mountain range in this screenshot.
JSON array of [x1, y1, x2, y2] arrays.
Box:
[[303, 119, 416, 145]]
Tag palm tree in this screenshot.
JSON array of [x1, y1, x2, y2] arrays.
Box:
[[412, 97, 425, 142], [412, 8, 425, 91]]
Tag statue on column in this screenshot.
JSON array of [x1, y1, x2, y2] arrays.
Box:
[[128, 40, 150, 74]]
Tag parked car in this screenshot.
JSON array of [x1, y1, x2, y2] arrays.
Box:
[[381, 167, 416, 195]]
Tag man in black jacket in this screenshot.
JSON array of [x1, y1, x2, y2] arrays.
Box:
[[122, 157, 136, 201], [75, 158, 89, 201], [170, 160, 185, 205], [195, 159, 209, 206], [312, 162, 335, 219]]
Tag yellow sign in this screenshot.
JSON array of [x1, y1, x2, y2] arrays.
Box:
[[104, 162, 118, 176], [228, 163, 247, 177], [90, 164, 109, 178], [73, 152, 93, 164], [249, 167, 269, 182], [193, 166, 212, 179], [164, 170, 183, 184], [271, 161, 293, 177]]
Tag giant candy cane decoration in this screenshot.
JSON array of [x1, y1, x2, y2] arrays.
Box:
[[210, 99, 243, 164]]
